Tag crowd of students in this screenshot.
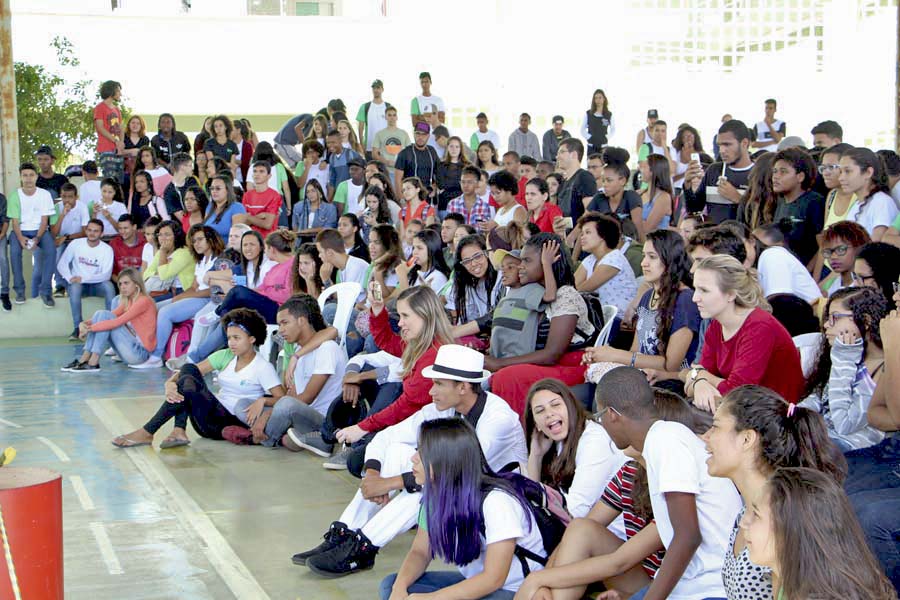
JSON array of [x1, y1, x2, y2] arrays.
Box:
[[2, 75, 899, 598]]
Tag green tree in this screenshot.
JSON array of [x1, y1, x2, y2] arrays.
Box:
[[14, 37, 128, 166]]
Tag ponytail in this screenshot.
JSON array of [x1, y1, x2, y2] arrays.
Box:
[[694, 254, 770, 312], [265, 229, 296, 254]]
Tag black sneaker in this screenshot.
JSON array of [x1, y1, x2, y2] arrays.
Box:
[[53, 288, 66, 298], [61, 359, 85, 372], [13, 295, 25, 305], [42, 295, 55, 308], [292, 521, 350, 566], [67, 362, 100, 373], [0, 295, 10, 312], [306, 530, 378, 578], [68, 329, 80, 342]]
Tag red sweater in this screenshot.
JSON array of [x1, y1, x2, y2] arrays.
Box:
[[699, 308, 804, 402], [357, 308, 441, 432]]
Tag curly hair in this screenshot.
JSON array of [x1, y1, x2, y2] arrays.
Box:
[[221, 307, 268, 348], [523, 232, 575, 288], [805, 286, 889, 398], [186, 224, 225, 261], [646, 230, 693, 353]]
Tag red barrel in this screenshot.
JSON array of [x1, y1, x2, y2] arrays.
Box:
[[0, 468, 63, 600]]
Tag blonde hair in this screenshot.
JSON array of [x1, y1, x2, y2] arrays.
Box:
[[695, 254, 770, 311], [117, 267, 147, 309], [396, 286, 455, 377]]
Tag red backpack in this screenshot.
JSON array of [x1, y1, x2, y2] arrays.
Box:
[[163, 320, 193, 361]]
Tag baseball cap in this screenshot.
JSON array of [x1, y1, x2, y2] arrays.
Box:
[[552, 115, 564, 124], [490, 248, 521, 269], [432, 126, 450, 139], [82, 160, 98, 174], [348, 157, 366, 168], [371, 79, 384, 88], [414, 122, 431, 134], [647, 109, 659, 118], [35, 145, 55, 158]]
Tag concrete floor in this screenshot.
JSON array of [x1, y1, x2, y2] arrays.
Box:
[[0, 340, 416, 599]]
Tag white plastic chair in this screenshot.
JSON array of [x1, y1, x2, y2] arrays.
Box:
[[594, 305, 619, 347], [258, 324, 281, 366], [792, 332, 823, 379], [318, 282, 363, 348]]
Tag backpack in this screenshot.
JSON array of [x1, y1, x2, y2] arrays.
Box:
[[485, 474, 571, 576], [163, 320, 194, 361], [574, 291, 607, 348]]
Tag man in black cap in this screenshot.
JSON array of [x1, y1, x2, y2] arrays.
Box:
[[542, 115, 571, 163], [150, 113, 191, 169], [410, 72, 445, 128], [394, 122, 440, 194], [634, 109, 659, 156], [356, 80, 393, 160], [35, 146, 68, 200]]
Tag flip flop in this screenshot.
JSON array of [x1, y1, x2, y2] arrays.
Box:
[[111, 437, 151, 448], [159, 438, 191, 449]]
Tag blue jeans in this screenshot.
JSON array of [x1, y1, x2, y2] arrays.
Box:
[[215, 285, 279, 323], [84, 310, 150, 365], [234, 395, 327, 448], [379, 571, 514, 600], [152, 296, 209, 359], [0, 236, 9, 295], [52, 240, 70, 292], [630, 587, 724, 600], [10, 230, 55, 298], [189, 322, 226, 363], [68, 281, 116, 331]]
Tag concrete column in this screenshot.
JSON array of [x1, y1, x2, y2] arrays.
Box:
[[0, 0, 20, 197]]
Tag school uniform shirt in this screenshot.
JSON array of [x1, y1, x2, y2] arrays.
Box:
[[753, 120, 786, 153], [327, 149, 363, 190], [194, 254, 217, 291], [88, 200, 128, 236], [79, 180, 102, 207], [294, 161, 330, 201], [470, 129, 501, 152], [756, 246, 821, 303], [206, 350, 282, 416], [356, 100, 390, 150], [642, 420, 742, 600], [204, 201, 247, 240], [242, 188, 283, 238], [333, 179, 365, 215], [57, 238, 114, 284], [414, 267, 449, 295], [203, 138, 239, 164], [337, 255, 370, 302], [410, 94, 446, 118], [846, 191, 898, 237], [290, 340, 348, 415], [580, 249, 638, 314], [54, 201, 90, 237], [587, 190, 643, 225], [561, 420, 629, 521], [7, 187, 56, 231]]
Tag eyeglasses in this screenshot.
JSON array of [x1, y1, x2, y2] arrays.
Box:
[[826, 311, 854, 327], [817, 164, 840, 174], [822, 245, 850, 259], [460, 251, 487, 266], [851, 272, 875, 285], [594, 406, 610, 421]]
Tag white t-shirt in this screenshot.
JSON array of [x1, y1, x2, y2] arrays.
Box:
[[89, 200, 128, 236], [847, 191, 899, 237], [471, 129, 501, 152], [195, 254, 217, 291], [141, 243, 155, 266], [79, 180, 102, 206], [414, 94, 446, 116], [754, 120, 785, 153], [338, 255, 370, 301], [757, 246, 821, 303], [580, 249, 638, 313], [57, 238, 114, 284], [457, 490, 546, 592], [891, 180, 900, 211], [304, 161, 330, 197], [212, 351, 282, 415], [417, 268, 449, 295], [345, 180, 365, 216], [56, 201, 90, 237], [246, 257, 276, 290], [291, 340, 347, 415], [564, 420, 628, 528], [15, 187, 55, 231], [363, 101, 389, 150], [642, 420, 742, 600]]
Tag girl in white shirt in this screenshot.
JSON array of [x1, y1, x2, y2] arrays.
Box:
[[395, 229, 451, 296], [839, 147, 898, 242], [575, 213, 638, 313], [381, 418, 546, 599]]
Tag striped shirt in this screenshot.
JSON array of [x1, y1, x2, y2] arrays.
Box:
[[600, 461, 665, 578]]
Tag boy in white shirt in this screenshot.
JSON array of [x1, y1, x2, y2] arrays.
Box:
[[8, 162, 58, 307], [596, 366, 742, 600], [50, 182, 89, 298], [78, 160, 102, 207], [57, 219, 116, 339]]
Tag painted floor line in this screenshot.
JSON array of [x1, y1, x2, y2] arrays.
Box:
[[70, 475, 96, 511], [0, 418, 21, 428], [89, 522, 124, 575], [86, 397, 274, 600], [36, 436, 70, 462]]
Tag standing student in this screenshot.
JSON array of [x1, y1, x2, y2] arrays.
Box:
[[635, 109, 658, 157], [356, 79, 392, 158], [57, 219, 116, 339], [750, 99, 785, 152], [582, 89, 615, 155], [542, 115, 571, 163], [508, 113, 541, 161], [61, 268, 157, 371], [93, 80, 125, 182], [34, 145, 69, 200], [371, 106, 410, 171], [79, 160, 103, 207], [294, 140, 330, 202], [839, 147, 898, 242], [596, 367, 743, 600], [574, 213, 637, 313], [394, 123, 440, 196], [684, 120, 755, 224], [7, 162, 57, 307], [470, 112, 501, 153], [555, 138, 597, 222], [409, 71, 445, 127]]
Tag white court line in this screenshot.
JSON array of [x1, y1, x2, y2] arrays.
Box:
[[87, 398, 273, 600], [0, 418, 21, 428], [70, 475, 96, 511], [36, 437, 70, 462], [89, 522, 123, 575]]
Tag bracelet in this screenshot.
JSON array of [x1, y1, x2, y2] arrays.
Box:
[[630, 352, 637, 367], [694, 377, 710, 387]]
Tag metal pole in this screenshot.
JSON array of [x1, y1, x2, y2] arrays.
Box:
[[0, 0, 20, 197], [896, 0, 900, 153]]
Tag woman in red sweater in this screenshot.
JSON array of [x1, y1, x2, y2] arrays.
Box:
[[333, 285, 455, 447], [61, 268, 158, 372], [682, 254, 804, 412]]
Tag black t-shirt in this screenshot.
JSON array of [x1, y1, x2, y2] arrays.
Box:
[[151, 132, 192, 166], [683, 162, 753, 224], [558, 169, 597, 221], [203, 138, 239, 163], [395, 145, 440, 190], [588, 190, 643, 237], [163, 176, 200, 216], [36, 173, 69, 199], [436, 162, 464, 210], [773, 190, 825, 266]]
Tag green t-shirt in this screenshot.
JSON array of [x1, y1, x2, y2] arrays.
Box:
[[207, 349, 235, 371]]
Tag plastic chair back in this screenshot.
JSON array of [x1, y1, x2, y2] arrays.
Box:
[[793, 332, 823, 379], [318, 282, 363, 348], [594, 305, 619, 347]]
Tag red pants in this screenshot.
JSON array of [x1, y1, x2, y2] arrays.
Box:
[[491, 351, 588, 417]]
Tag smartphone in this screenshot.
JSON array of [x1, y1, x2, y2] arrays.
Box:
[[690, 152, 700, 163], [371, 281, 383, 303], [560, 217, 574, 230]]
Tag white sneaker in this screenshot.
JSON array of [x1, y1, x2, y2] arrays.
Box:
[[129, 356, 163, 370], [165, 354, 193, 372], [195, 312, 220, 327], [103, 348, 116, 357], [109, 353, 123, 363]]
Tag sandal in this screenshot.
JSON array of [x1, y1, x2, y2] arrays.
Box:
[[159, 437, 191, 449], [112, 436, 151, 448]]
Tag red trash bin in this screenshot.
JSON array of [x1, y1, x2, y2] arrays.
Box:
[[0, 467, 63, 600]]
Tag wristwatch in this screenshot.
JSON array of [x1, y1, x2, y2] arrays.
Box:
[[689, 367, 700, 382]]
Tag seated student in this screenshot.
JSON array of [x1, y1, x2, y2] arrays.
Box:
[[204, 175, 247, 241], [142, 219, 195, 300], [596, 367, 742, 600], [57, 218, 116, 340], [89, 178, 129, 237], [293, 140, 330, 203], [297, 345, 527, 579], [484, 170, 528, 232], [583, 229, 700, 387], [639, 155, 674, 234], [222, 295, 346, 447], [338, 213, 372, 262], [742, 467, 895, 600], [526, 177, 562, 234], [440, 212, 464, 268], [401, 218, 423, 259], [753, 221, 822, 304], [113, 308, 284, 448], [140, 215, 162, 271], [448, 234, 502, 337], [587, 161, 644, 242], [50, 182, 89, 296], [398, 177, 436, 241], [840, 147, 898, 242], [704, 385, 847, 600], [853, 241, 900, 311], [394, 229, 450, 296], [360, 185, 393, 243], [379, 419, 539, 600], [770, 147, 825, 267], [161, 152, 200, 220], [817, 221, 870, 297], [131, 225, 224, 369], [61, 268, 157, 372], [574, 213, 638, 314], [801, 287, 888, 452], [447, 165, 494, 227], [293, 179, 338, 242], [232, 161, 281, 238], [109, 215, 146, 282], [129, 170, 169, 227], [683, 255, 805, 411], [516, 388, 701, 600]]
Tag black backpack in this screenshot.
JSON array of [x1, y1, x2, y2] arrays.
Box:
[[574, 291, 607, 348]]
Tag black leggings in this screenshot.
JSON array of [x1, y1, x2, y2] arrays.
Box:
[[143, 364, 243, 440]]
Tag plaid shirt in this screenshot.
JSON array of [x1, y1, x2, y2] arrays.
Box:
[[447, 194, 495, 225]]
